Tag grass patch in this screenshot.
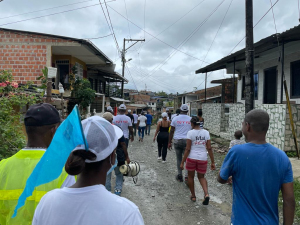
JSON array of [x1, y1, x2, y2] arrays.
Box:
[[286, 151, 299, 158]]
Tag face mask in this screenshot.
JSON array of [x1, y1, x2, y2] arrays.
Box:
[[107, 154, 118, 175]]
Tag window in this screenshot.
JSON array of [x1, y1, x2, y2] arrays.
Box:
[[291, 60, 300, 98], [75, 62, 83, 80], [241, 73, 258, 100]]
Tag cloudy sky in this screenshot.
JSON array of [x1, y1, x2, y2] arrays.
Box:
[[0, 0, 299, 93]]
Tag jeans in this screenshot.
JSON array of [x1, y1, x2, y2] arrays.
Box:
[[105, 166, 123, 192], [138, 126, 145, 139], [145, 124, 151, 135], [174, 139, 188, 177], [157, 138, 168, 161], [133, 123, 137, 136]]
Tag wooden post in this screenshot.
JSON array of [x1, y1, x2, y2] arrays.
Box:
[[245, 0, 255, 113], [233, 57, 236, 103], [280, 41, 284, 103]]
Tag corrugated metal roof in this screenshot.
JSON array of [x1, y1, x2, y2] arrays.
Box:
[[196, 25, 300, 74]]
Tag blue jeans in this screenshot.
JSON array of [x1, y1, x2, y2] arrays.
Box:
[[138, 126, 145, 139], [105, 166, 123, 192], [145, 124, 151, 135]]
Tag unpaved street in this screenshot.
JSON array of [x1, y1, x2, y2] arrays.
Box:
[[120, 127, 233, 225]]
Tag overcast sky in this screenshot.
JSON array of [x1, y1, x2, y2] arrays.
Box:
[[0, 0, 299, 93]]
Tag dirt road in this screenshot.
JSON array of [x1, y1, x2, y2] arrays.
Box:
[[119, 128, 233, 225]]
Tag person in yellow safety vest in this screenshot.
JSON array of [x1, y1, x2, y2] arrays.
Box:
[[0, 103, 75, 225]]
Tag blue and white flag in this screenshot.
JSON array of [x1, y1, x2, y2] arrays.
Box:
[[13, 105, 88, 217]]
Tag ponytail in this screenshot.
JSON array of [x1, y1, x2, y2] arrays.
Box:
[[65, 150, 96, 175]]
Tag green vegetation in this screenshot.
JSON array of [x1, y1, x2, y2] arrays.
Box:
[[286, 151, 299, 158], [0, 70, 38, 160]]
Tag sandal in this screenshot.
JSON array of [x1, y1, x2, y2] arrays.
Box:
[[190, 196, 196, 202], [202, 194, 210, 205]]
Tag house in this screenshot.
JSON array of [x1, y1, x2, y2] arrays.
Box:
[[195, 25, 300, 151], [0, 28, 128, 113]]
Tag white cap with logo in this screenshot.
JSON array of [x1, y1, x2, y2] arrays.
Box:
[[180, 104, 189, 112], [73, 116, 123, 163], [119, 104, 126, 110]]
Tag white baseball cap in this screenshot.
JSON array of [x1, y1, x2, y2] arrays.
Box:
[[162, 112, 168, 118], [119, 104, 126, 110], [107, 106, 113, 112], [73, 116, 123, 163], [128, 109, 131, 113], [180, 104, 189, 112], [166, 108, 169, 112]]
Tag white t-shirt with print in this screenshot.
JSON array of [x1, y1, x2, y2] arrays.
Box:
[[171, 114, 192, 140], [33, 185, 144, 225], [113, 114, 132, 139], [138, 115, 147, 127], [229, 139, 246, 149], [187, 129, 210, 161], [133, 114, 138, 124]]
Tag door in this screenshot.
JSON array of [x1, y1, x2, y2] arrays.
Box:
[[264, 67, 277, 104]]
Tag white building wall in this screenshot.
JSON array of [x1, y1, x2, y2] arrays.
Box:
[[236, 46, 300, 104]]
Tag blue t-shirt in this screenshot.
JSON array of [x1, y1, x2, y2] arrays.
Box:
[[145, 114, 153, 125], [220, 143, 293, 225]]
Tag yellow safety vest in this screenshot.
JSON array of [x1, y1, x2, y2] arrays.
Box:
[[0, 150, 68, 225]]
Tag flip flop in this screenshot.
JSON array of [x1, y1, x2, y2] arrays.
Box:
[[190, 196, 196, 202], [202, 195, 210, 205]]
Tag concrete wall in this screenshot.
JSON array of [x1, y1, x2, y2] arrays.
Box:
[[203, 103, 287, 150], [285, 104, 300, 151], [202, 104, 222, 134]]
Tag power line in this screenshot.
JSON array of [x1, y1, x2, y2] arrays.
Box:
[[123, 0, 131, 38], [144, 0, 146, 39], [85, 33, 112, 39], [190, 0, 233, 85], [133, 0, 226, 85], [103, 0, 120, 51], [0, 1, 115, 27], [0, 0, 96, 20], [107, 5, 209, 63]]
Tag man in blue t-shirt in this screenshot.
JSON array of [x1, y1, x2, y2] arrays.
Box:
[[218, 109, 295, 225], [145, 112, 153, 135]]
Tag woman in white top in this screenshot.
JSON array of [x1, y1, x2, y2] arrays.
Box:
[[137, 112, 147, 142], [180, 116, 215, 205], [33, 116, 144, 225]]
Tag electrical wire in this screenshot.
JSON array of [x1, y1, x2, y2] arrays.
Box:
[[189, 0, 233, 85], [0, 1, 115, 27], [107, 5, 209, 63], [0, 0, 97, 20], [84, 33, 112, 39], [133, 0, 226, 85], [144, 0, 146, 39], [103, 0, 121, 51], [123, 0, 131, 38]]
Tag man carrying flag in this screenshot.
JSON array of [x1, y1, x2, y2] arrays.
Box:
[[0, 103, 75, 224]]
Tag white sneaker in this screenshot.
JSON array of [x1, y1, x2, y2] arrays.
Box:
[[157, 157, 162, 161], [162, 160, 166, 163]]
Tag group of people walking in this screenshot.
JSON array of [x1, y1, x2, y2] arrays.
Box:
[[0, 101, 296, 225]]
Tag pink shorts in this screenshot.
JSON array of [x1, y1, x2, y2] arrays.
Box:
[[185, 158, 208, 174]]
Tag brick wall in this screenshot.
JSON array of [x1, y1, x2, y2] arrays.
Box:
[[130, 94, 151, 102], [0, 30, 76, 84]]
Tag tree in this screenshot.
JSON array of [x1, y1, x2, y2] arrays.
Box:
[[156, 91, 168, 97], [0, 70, 38, 159]]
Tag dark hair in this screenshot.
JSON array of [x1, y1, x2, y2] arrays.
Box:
[[65, 150, 97, 175], [198, 109, 203, 117], [190, 116, 200, 125], [133, 110, 136, 113], [176, 109, 180, 114], [234, 130, 243, 139]]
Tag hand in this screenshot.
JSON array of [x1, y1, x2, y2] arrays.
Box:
[[168, 143, 172, 150], [211, 163, 216, 171], [227, 176, 232, 184], [153, 138, 156, 142], [126, 157, 131, 164], [131, 137, 134, 142], [180, 162, 184, 170]]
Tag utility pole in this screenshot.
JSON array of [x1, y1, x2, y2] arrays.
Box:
[[204, 71, 207, 103], [121, 38, 145, 98], [245, 0, 255, 113]]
